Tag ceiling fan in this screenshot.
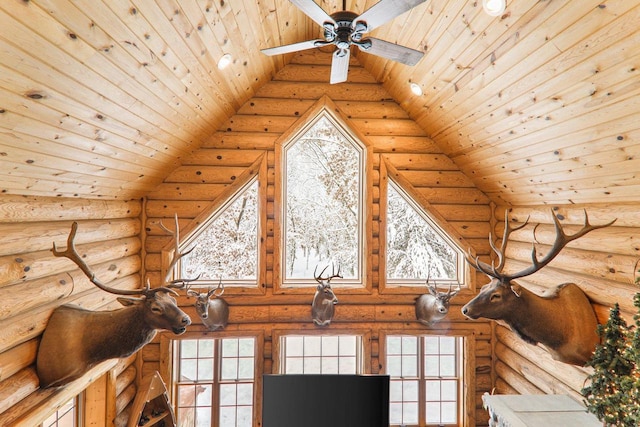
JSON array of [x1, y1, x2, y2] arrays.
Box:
[[261, 0, 427, 84]]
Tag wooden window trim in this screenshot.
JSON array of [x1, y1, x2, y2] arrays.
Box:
[[272, 95, 374, 295]]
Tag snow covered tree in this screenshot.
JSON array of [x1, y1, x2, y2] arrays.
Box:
[[284, 115, 362, 279]]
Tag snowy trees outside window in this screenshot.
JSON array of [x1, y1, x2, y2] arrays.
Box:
[[180, 178, 259, 285], [283, 113, 364, 282], [386, 181, 461, 284]]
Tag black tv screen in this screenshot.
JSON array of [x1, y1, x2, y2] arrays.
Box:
[[262, 374, 390, 427]]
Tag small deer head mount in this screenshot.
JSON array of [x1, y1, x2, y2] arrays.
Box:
[[311, 264, 341, 326], [187, 280, 229, 331], [415, 280, 461, 326]]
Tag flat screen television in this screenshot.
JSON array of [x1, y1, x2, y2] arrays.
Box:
[[262, 374, 390, 427]]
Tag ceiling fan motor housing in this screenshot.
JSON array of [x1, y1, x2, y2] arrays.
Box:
[[325, 11, 367, 50]]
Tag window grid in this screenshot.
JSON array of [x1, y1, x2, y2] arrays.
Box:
[[387, 335, 461, 426], [282, 335, 361, 374], [176, 337, 255, 427], [42, 397, 78, 427]]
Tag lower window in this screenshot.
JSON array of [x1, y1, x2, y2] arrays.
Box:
[[385, 335, 463, 426], [175, 337, 256, 427], [280, 335, 362, 374], [41, 396, 80, 427]]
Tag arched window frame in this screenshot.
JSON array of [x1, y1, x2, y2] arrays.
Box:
[[273, 96, 374, 294]]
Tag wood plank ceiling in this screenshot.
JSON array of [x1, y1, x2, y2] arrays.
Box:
[[0, 0, 638, 205]]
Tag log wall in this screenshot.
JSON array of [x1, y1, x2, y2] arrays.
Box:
[[144, 50, 494, 426], [0, 195, 142, 426]]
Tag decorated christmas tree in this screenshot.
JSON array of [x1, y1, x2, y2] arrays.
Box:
[[620, 294, 640, 426], [581, 303, 634, 425]]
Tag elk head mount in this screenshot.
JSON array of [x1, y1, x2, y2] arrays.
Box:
[[311, 264, 341, 326], [462, 209, 616, 365], [187, 280, 230, 331], [415, 279, 461, 326], [36, 216, 193, 388]]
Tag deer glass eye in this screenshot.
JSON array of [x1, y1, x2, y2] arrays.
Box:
[[490, 293, 501, 302]]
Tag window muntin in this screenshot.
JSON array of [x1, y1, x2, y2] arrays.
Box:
[[176, 337, 256, 427], [386, 335, 462, 426], [386, 180, 464, 285], [180, 177, 259, 286], [283, 112, 365, 285], [281, 335, 362, 374], [42, 397, 79, 427]]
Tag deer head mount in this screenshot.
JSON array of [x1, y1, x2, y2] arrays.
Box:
[[36, 215, 193, 388], [187, 280, 230, 331], [462, 209, 616, 365], [311, 264, 341, 326], [415, 279, 460, 326]]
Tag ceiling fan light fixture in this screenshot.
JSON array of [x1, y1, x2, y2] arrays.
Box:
[[410, 82, 423, 96], [483, 0, 506, 16], [217, 53, 232, 70]]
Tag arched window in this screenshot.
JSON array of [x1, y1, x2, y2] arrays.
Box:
[[280, 109, 366, 287]]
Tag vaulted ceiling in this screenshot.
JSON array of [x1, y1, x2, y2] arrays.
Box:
[[1, 0, 639, 205]]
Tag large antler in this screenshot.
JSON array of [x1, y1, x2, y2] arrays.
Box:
[[466, 209, 616, 283], [187, 279, 225, 299], [506, 209, 616, 281], [158, 213, 199, 288], [314, 263, 342, 283], [53, 222, 178, 297], [465, 210, 529, 279]]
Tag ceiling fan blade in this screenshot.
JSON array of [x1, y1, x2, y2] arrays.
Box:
[[289, 0, 336, 28], [330, 49, 350, 84], [261, 39, 326, 56], [356, 0, 428, 32], [359, 37, 423, 65]]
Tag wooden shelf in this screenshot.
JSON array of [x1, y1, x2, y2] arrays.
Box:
[[127, 371, 176, 427]]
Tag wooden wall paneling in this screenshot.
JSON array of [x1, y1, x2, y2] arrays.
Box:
[[84, 373, 110, 426], [495, 360, 544, 395], [2, 1, 640, 205], [426, 0, 619, 139], [0, 359, 118, 426], [495, 326, 590, 395], [495, 342, 583, 400]]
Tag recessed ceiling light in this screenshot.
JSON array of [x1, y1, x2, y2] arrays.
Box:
[[483, 0, 506, 16], [217, 53, 232, 70], [410, 82, 423, 96]]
